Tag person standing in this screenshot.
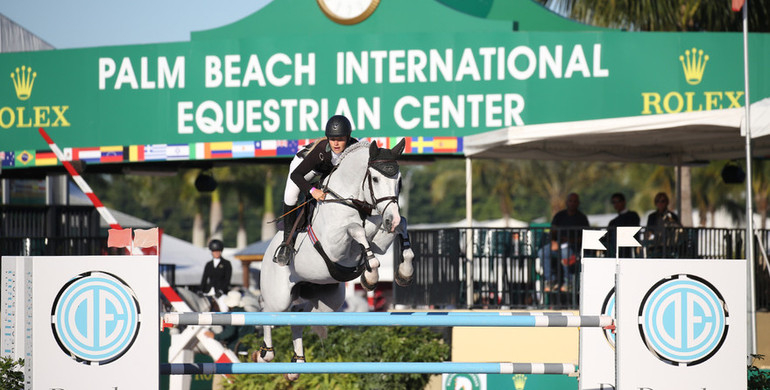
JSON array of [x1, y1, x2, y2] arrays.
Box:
[[539, 192, 589, 292], [201, 239, 232, 297], [645, 192, 681, 257], [608, 192, 641, 257]]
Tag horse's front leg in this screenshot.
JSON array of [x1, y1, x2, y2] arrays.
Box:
[[396, 218, 415, 287], [346, 223, 379, 291]]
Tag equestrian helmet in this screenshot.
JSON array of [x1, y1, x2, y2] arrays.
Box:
[[325, 115, 352, 138], [208, 239, 224, 251]]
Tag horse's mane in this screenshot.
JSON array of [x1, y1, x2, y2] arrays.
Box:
[[337, 141, 371, 164]]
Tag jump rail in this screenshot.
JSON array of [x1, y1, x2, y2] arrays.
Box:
[[161, 362, 577, 375], [162, 311, 613, 328]]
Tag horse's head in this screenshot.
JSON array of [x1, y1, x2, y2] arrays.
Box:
[[367, 139, 406, 232]]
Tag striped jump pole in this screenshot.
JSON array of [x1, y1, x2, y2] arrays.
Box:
[[163, 312, 613, 328], [161, 362, 577, 375], [39, 127, 240, 366]]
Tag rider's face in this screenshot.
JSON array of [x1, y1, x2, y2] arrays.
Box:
[[328, 137, 348, 154]]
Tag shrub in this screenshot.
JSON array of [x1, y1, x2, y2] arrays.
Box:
[[225, 325, 450, 390], [0, 356, 24, 390]]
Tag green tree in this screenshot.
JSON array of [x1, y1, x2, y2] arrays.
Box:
[[537, 0, 770, 32]]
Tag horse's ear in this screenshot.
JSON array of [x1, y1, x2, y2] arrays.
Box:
[[392, 138, 406, 159], [369, 141, 379, 159]]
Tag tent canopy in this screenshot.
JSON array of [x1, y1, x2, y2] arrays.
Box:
[[464, 98, 770, 165]]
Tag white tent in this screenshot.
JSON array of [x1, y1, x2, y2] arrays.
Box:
[[159, 234, 243, 287], [464, 98, 770, 164]]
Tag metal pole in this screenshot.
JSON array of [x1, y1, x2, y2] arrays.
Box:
[[742, 0, 758, 360], [466, 157, 474, 308]]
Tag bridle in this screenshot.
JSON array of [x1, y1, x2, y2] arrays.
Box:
[[321, 159, 400, 223], [364, 159, 400, 217]]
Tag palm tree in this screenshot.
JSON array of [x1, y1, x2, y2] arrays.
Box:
[[537, 0, 770, 31]]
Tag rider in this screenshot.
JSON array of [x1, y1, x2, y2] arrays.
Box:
[[275, 114, 358, 265]]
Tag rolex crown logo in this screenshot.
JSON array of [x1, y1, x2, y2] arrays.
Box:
[[679, 47, 709, 85], [512, 374, 527, 390], [11, 65, 37, 101]]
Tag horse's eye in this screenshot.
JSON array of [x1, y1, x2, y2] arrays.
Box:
[[372, 177, 379, 183]]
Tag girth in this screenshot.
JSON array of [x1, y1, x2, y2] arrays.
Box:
[[307, 225, 367, 282]]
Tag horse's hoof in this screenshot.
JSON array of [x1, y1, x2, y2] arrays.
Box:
[[395, 272, 413, 287], [284, 373, 301, 381], [360, 274, 377, 291]]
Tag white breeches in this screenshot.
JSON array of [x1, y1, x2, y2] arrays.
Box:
[[283, 155, 320, 206]]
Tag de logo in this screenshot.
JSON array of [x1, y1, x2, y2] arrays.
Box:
[[638, 274, 728, 366], [51, 271, 141, 365]]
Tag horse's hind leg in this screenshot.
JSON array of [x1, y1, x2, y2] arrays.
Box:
[[255, 256, 293, 363], [283, 324, 306, 381], [254, 325, 275, 363], [346, 223, 380, 291]]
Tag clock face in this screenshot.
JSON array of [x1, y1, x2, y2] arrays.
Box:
[[317, 0, 380, 25]]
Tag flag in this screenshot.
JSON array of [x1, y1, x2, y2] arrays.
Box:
[[133, 228, 159, 248], [432, 137, 459, 153], [411, 137, 434, 153], [209, 142, 233, 159], [254, 140, 277, 157], [232, 141, 255, 158], [364, 137, 389, 148], [144, 144, 167, 160], [616, 226, 642, 248], [75, 147, 101, 162], [100, 145, 123, 163], [732, 0, 745, 12], [128, 145, 144, 162], [35, 150, 57, 166], [582, 230, 608, 251], [166, 144, 190, 160], [1, 151, 14, 167], [108, 228, 132, 248], [15, 150, 34, 166], [276, 140, 298, 156]]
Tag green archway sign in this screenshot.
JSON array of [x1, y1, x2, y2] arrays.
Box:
[[2, 0, 768, 169]]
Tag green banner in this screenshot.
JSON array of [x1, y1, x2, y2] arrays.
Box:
[[2, 0, 768, 169]]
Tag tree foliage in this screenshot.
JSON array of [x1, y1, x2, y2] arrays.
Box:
[[225, 325, 450, 390], [537, 0, 770, 32]]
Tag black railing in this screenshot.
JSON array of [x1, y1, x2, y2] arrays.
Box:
[[1, 205, 175, 287], [395, 226, 770, 311]]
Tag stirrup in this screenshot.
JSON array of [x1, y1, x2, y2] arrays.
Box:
[[275, 243, 294, 266]]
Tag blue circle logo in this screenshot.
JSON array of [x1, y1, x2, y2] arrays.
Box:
[[51, 271, 141, 365], [638, 274, 728, 366]]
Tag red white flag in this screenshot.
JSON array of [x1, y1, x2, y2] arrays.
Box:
[[133, 227, 159, 248], [732, 0, 745, 11], [107, 228, 132, 248]]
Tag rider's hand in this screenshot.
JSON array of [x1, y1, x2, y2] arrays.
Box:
[[311, 188, 326, 201]]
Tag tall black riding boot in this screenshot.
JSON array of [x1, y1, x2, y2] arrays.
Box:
[[274, 203, 296, 266]]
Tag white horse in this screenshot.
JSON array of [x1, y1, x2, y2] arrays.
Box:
[[256, 140, 412, 379]]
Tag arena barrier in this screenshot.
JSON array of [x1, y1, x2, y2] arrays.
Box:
[[161, 362, 577, 375], [162, 311, 613, 328]]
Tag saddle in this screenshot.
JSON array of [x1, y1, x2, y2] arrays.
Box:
[[279, 202, 315, 244]]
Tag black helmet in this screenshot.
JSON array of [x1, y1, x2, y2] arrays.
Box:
[[325, 115, 352, 138], [208, 239, 224, 251]]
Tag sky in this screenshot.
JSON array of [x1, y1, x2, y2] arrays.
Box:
[[0, 0, 271, 49]]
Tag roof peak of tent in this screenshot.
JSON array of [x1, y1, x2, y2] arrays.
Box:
[[191, 0, 601, 41]]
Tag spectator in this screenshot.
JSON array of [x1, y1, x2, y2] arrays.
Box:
[[201, 239, 232, 297], [608, 193, 641, 258], [539, 193, 589, 292], [645, 192, 681, 257]]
